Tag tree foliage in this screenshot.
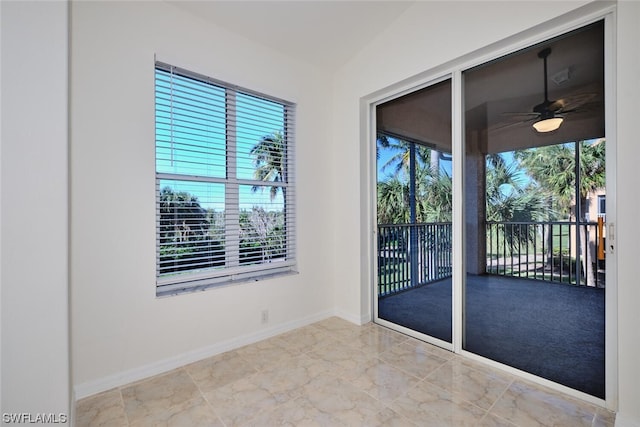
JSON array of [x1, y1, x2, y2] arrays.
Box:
[[514, 140, 605, 219], [239, 207, 285, 264], [251, 131, 285, 200], [485, 154, 547, 223], [377, 136, 432, 179], [158, 187, 223, 274], [377, 138, 605, 227], [158, 130, 291, 275], [376, 136, 452, 224]]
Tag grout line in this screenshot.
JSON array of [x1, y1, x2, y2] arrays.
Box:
[[483, 377, 516, 423], [183, 366, 229, 427], [117, 387, 130, 427]]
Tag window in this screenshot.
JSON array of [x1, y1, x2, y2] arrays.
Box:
[[155, 63, 296, 295], [598, 195, 606, 219]]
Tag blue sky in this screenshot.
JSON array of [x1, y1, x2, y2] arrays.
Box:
[[156, 68, 285, 212], [376, 137, 452, 181]]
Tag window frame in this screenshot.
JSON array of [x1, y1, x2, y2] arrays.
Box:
[[155, 62, 297, 296], [598, 195, 606, 216]]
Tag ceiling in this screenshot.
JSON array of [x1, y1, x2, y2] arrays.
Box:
[[377, 20, 605, 153], [167, 0, 415, 70], [167, 1, 604, 153]]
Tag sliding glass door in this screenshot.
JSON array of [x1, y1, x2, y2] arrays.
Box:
[[372, 16, 610, 401], [462, 21, 606, 398], [375, 79, 453, 346]]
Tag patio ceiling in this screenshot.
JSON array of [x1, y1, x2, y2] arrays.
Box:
[[377, 21, 605, 154]]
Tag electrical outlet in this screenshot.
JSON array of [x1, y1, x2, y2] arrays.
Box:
[[261, 309, 269, 324]]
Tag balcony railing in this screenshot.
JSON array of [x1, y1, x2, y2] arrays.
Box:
[[486, 221, 605, 288], [377, 223, 452, 297], [377, 220, 605, 297]]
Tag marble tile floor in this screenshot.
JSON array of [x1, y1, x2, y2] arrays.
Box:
[[76, 317, 615, 426]]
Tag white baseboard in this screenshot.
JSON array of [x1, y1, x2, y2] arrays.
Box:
[[616, 413, 640, 427], [333, 308, 372, 326], [74, 309, 334, 400]]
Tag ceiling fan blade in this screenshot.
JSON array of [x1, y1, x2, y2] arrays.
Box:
[[490, 117, 537, 132], [553, 92, 598, 112], [501, 112, 540, 117], [548, 100, 565, 112]]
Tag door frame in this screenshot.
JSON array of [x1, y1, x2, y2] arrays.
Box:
[[363, 3, 617, 410]]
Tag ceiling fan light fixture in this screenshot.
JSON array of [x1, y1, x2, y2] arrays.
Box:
[[532, 116, 564, 132], [530, 47, 564, 133]]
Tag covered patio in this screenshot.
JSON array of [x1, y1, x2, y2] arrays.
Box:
[[377, 217, 606, 398], [378, 274, 605, 398]]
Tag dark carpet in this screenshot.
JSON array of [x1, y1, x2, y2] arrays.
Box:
[[377, 274, 605, 398]]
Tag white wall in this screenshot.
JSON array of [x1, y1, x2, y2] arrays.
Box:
[[614, 2, 640, 425], [331, 1, 640, 425], [71, 1, 335, 395], [1, 0, 71, 420]]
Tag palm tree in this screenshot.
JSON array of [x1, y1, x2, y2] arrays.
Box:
[[377, 177, 410, 224], [377, 135, 431, 179], [377, 159, 453, 224], [419, 168, 453, 223], [376, 140, 454, 287], [515, 144, 575, 217], [515, 140, 606, 285], [486, 154, 548, 223], [485, 153, 548, 263], [159, 187, 209, 243], [250, 131, 285, 200], [377, 134, 452, 221]]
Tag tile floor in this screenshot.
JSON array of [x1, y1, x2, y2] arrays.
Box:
[[76, 317, 615, 426]]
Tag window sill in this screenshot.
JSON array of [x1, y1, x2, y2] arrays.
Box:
[[156, 268, 299, 298]]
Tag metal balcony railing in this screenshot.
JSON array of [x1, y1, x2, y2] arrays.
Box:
[[377, 220, 605, 297], [486, 221, 605, 288], [377, 223, 452, 297]]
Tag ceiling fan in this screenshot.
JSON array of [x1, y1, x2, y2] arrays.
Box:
[[494, 47, 597, 134], [530, 48, 565, 132]]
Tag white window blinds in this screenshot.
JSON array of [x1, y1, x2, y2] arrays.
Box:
[[155, 62, 296, 295]]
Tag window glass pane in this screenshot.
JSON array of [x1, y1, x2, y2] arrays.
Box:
[[156, 69, 226, 178], [239, 184, 286, 266], [157, 179, 225, 277], [236, 93, 285, 181]]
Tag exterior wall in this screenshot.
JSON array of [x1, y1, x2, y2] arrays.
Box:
[[587, 189, 607, 222], [70, 1, 335, 396], [568, 188, 606, 266]]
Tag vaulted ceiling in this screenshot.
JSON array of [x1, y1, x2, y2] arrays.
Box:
[[168, 1, 604, 153], [167, 0, 415, 70]]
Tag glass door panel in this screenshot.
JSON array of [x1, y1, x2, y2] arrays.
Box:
[[375, 79, 453, 344], [462, 21, 605, 398]]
